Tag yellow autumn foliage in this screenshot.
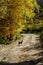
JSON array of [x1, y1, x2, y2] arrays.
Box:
[[0, 0, 43, 39]]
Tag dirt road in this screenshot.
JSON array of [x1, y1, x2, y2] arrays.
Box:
[[0, 34, 43, 65]]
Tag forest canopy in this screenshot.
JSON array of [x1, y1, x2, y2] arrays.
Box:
[[0, 0, 43, 41]]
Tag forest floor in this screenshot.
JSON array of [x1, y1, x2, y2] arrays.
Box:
[[0, 34, 43, 65]]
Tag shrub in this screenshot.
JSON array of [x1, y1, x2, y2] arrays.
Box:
[[0, 38, 9, 44]]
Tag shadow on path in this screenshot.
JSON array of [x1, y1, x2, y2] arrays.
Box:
[[0, 57, 43, 65]]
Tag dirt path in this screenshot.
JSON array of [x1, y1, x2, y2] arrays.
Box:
[[0, 34, 43, 65]]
